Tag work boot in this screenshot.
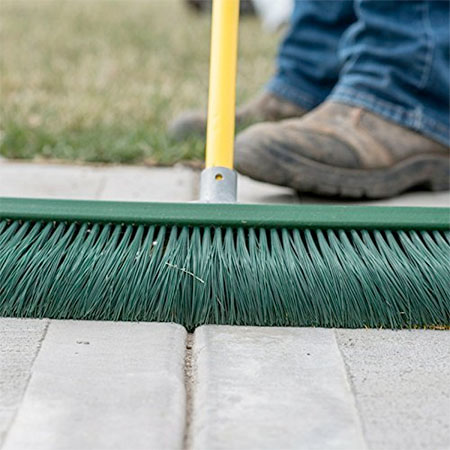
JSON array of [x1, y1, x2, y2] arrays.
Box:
[[235, 101, 450, 198], [168, 92, 307, 140]]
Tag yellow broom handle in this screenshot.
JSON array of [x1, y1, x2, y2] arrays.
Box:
[[205, 0, 240, 169]]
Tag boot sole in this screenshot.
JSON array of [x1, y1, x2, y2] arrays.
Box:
[[255, 147, 450, 199]]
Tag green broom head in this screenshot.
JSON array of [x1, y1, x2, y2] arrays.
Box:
[[1, 198, 449, 331]]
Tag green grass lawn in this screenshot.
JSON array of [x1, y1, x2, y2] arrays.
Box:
[[0, 0, 279, 165]]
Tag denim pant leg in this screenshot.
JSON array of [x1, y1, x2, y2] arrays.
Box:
[[267, 0, 356, 110], [330, 0, 450, 146]]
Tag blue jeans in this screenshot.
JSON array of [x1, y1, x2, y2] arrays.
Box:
[[267, 0, 450, 146]]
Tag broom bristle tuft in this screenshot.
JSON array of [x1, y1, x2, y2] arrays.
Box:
[[1, 219, 448, 330]]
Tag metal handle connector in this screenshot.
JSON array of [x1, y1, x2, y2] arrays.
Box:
[[199, 167, 237, 203]]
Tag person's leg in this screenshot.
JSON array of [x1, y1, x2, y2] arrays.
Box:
[[267, 0, 355, 110], [235, 0, 449, 198], [169, 0, 355, 140], [330, 0, 449, 146]]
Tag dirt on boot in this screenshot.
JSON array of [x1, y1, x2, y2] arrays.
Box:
[[234, 101, 449, 198], [168, 91, 307, 141]]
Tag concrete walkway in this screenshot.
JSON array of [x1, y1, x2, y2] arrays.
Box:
[[0, 160, 449, 206], [1, 320, 449, 450], [1, 161, 449, 449]]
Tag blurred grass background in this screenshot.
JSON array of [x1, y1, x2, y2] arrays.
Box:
[[0, 0, 279, 165]]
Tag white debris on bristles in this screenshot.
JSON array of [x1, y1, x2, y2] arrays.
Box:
[[165, 262, 205, 284]]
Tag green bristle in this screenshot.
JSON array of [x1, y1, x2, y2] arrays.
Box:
[[0, 221, 449, 330]]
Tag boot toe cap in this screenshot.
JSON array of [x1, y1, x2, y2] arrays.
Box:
[[234, 120, 361, 186]]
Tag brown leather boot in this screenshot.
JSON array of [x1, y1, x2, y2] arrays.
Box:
[[234, 101, 450, 198], [168, 92, 307, 141]]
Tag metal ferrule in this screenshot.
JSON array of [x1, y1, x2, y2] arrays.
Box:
[[199, 167, 237, 203]]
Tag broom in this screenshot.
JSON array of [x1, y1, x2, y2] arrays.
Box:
[[0, 0, 449, 331]]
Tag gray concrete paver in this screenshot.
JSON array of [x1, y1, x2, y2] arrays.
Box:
[[238, 174, 450, 207], [336, 329, 450, 450], [190, 326, 367, 450], [237, 174, 300, 204], [0, 162, 197, 202], [0, 163, 105, 200], [97, 165, 197, 201], [3, 321, 187, 450], [0, 319, 49, 446]]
